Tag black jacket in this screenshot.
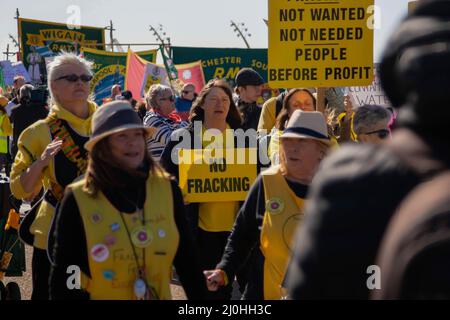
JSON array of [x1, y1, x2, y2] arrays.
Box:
[[237, 100, 261, 131], [286, 128, 450, 299], [10, 101, 48, 158]]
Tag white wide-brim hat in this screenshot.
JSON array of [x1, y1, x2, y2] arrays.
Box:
[[84, 101, 155, 152], [281, 110, 332, 146]]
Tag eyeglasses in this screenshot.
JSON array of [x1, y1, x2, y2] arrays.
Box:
[[159, 96, 175, 102], [365, 129, 390, 139], [55, 74, 93, 83], [182, 90, 193, 95]]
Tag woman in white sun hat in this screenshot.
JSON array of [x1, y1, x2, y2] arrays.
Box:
[[204, 110, 331, 300], [50, 101, 206, 300]]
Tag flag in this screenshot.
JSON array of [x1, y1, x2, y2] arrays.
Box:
[[159, 46, 178, 81], [175, 60, 206, 93], [0, 66, 6, 92], [35, 46, 55, 58], [82, 47, 157, 105], [125, 49, 169, 100]]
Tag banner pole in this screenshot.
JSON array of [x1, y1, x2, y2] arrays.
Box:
[[15, 8, 21, 61]]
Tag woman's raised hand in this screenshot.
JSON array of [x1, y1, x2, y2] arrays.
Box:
[[39, 138, 63, 168]]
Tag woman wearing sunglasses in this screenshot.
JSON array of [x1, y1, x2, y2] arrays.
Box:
[[10, 52, 96, 299], [353, 104, 392, 144], [175, 83, 197, 121], [143, 84, 188, 162]]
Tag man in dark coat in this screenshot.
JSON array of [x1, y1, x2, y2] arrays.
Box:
[[286, 0, 450, 300], [10, 84, 48, 160], [234, 68, 264, 131]]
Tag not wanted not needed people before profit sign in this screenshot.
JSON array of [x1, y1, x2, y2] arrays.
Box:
[[268, 0, 375, 88]]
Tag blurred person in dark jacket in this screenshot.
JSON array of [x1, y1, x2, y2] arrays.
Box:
[[10, 84, 49, 159], [286, 0, 450, 300]]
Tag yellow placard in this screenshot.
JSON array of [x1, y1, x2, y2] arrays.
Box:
[[178, 148, 258, 203], [268, 0, 374, 88]]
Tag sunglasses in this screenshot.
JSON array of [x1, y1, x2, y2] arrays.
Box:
[[159, 95, 175, 102], [365, 129, 390, 139], [56, 74, 93, 83], [182, 90, 193, 95]]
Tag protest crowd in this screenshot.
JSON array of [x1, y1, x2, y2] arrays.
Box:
[[1, 0, 450, 301]]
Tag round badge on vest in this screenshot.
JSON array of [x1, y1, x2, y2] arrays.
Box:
[[110, 223, 120, 232], [91, 244, 110, 262], [266, 198, 285, 214], [131, 225, 153, 248], [158, 229, 166, 238], [104, 234, 117, 247], [90, 212, 103, 224], [103, 269, 116, 280]]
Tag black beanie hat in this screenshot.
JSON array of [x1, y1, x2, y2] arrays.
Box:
[[380, 0, 450, 131], [235, 68, 264, 87]]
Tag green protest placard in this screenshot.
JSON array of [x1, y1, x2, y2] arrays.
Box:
[[268, 0, 374, 88], [172, 47, 267, 84]]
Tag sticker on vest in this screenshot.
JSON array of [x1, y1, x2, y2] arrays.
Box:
[[103, 270, 116, 280], [158, 229, 166, 238], [104, 234, 117, 247], [110, 223, 120, 232], [90, 212, 103, 224], [131, 225, 153, 248], [91, 244, 109, 262], [266, 197, 284, 214]]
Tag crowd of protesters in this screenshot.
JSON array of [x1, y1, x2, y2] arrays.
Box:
[[0, 0, 449, 301]]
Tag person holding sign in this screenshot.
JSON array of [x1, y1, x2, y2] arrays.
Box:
[[204, 110, 331, 299], [267, 88, 316, 165], [50, 101, 206, 300], [161, 79, 246, 299], [10, 52, 96, 300]]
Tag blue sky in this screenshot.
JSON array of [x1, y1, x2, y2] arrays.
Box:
[[0, 0, 411, 63]]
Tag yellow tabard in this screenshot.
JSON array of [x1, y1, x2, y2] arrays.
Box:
[[337, 112, 357, 141], [260, 165, 305, 300], [0, 113, 8, 153], [71, 171, 179, 300]]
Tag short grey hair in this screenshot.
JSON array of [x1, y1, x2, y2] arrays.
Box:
[[19, 84, 34, 101], [47, 51, 93, 106], [353, 104, 391, 135], [146, 84, 173, 109]]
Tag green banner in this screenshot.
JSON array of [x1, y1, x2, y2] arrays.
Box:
[[19, 18, 105, 82], [0, 66, 5, 92], [82, 48, 157, 105], [172, 47, 268, 85]]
